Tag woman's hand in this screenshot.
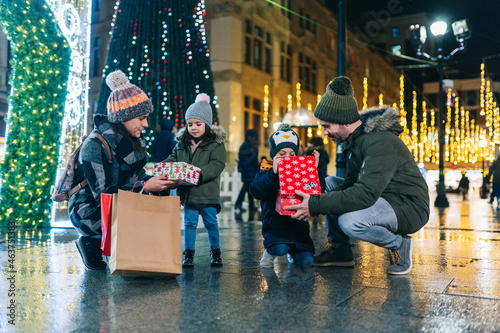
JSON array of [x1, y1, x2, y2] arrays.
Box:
[[312, 150, 320, 168], [143, 176, 179, 192]]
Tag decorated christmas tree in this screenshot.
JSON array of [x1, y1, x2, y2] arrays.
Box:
[[97, 0, 218, 155], [0, 0, 71, 227]]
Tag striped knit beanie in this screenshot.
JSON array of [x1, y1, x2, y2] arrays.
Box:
[[314, 76, 360, 124], [105, 70, 153, 123]]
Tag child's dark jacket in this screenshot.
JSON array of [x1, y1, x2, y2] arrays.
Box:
[[250, 161, 326, 254]]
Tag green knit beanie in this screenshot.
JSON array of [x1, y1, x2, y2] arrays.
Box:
[[314, 76, 360, 124]]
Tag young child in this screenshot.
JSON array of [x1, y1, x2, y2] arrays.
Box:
[[249, 123, 325, 269], [163, 93, 227, 267]]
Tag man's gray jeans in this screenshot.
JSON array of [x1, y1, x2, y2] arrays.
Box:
[[324, 176, 403, 250]]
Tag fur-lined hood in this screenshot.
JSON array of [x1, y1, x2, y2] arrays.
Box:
[[358, 105, 403, 135], [175, 124, 228, 145]]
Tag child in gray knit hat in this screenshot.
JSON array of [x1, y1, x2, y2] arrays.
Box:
[[162, 93, 228, 267]]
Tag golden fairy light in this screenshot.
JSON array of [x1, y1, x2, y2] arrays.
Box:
[[379, 93, 383, 106], [362, 77, 368, 110], [296, 82, 301, 109], [411, 91, 418, 159], [263, 84, 269, 128], [480, 63, 485, 116]]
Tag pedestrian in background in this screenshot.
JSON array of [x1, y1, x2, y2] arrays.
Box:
[[235, 129, 260, 219], [458, 172, 470, 200], [488, 157, 500, 205], [153, 118, 177, 162], [305, 137, 330, 176]]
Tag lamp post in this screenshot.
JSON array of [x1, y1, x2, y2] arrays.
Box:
[[412, 18, 470, 208], [335, 0, 347, 178]]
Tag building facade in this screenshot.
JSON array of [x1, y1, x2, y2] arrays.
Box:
[[204, 0, 401, 171], [0, 0, 402, 174]]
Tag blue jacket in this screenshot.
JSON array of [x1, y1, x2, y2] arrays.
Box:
[[250, 162, 325, 254]]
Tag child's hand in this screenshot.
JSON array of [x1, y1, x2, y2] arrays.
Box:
[[273, 156, 283, 173], [312, 150, 320, 168]]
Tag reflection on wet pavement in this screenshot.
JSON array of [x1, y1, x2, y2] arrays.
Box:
[[1, 192, 499, 332]]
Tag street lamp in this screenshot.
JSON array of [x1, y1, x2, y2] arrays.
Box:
[[411, 18, 470, 208]]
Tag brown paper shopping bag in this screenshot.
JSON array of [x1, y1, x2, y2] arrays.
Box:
[[109, 189, 182, 277]]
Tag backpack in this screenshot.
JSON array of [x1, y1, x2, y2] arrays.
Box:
[[51, 133, 112, 202]]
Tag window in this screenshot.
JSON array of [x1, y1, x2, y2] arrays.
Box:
[[467, 90, 478, 106], [244, 98, 262, 138], [253, 98, 262, 112], [244, 22, 270, 73], [298, 53, 316, 93], [94, 37, 100, 47], [244, 37, 252, 65], [392, 27, 400, 38], [265, 33, 272, 74], [254, 39, 262, 70], [93, 0, 100, 12], [299, 9, 304, 28], [391, 45, 402, 56], [280, 42, 291, 82]]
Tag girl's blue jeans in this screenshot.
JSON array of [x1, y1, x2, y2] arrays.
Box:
[[184, 207, 220, 251], [267, 244, 314, 269]]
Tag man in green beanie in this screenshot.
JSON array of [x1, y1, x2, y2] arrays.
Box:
[[286, 76, 429, 275]]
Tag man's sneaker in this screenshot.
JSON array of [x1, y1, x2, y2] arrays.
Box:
[[313, 241, 354, 267], [260, 250, 276, 268], [182, 249, 195, 267], [211, 248, 223, 266], [75, 236, 107, 270], [387, 236, 414, 275]]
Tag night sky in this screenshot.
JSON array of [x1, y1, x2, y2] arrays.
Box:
[[326, 0, 500, 81]]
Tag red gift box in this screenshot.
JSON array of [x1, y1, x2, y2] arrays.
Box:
[[154, 162, 201, 185], [275, 156, 321, 215]]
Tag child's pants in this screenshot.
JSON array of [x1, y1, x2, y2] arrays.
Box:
[[267, 243, 314, 268], [184, 207, 220, 251]]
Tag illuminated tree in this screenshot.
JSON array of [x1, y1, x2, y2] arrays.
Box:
[[0, 0, 71, 227], [97, 0, 218, 154]]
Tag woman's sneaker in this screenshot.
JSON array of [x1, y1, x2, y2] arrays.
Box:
[[260, 250, 276, 268], [75, 236, 107, 270], [182, 249, 195, 267], [387, 236, 414, 275], [211, 248, 223, 266]]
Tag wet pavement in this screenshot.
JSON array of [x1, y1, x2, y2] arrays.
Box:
[[1, 190, 500, 332]]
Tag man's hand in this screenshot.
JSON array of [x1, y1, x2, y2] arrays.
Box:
[[285, 190, 311, 221]]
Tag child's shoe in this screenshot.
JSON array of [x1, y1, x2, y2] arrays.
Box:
[[182, 249, 195, 267], [260, 250, 276, 268], [211, 248, 223, 266]]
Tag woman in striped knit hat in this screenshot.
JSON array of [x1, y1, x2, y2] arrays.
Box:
[[69, 70, 178, 270]]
